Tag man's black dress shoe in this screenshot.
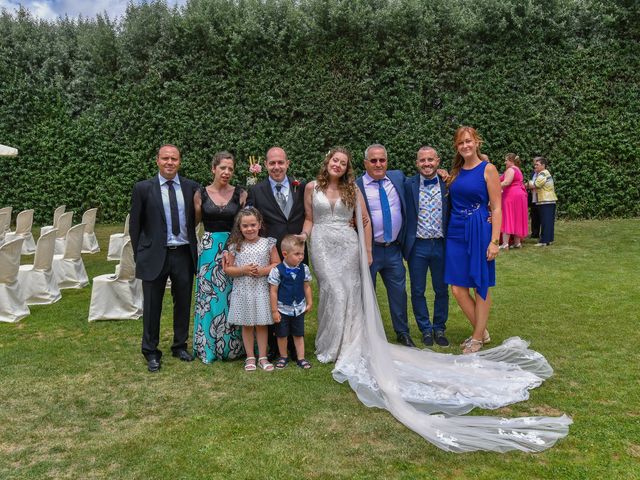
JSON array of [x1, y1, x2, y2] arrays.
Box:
[[172, 349, 194, 362], [147, 358, 161, 372], [434, 330, 449, 347], [422, 332, 434, 346], [397, 333, 416, 348]]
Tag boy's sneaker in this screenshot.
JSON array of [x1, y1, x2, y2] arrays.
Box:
[[422, 332, 434, 346]]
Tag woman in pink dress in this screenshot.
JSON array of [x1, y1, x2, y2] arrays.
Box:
[[499, 153, 529, 249]]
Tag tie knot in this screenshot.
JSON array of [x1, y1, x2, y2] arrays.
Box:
[[166, 180, 174, 187], [275, 183, 283, 192]]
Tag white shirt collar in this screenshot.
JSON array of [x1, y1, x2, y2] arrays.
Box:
[[158, 173, 180, 185], [269, 176, 290, 189], [364, 172, 389, 185]]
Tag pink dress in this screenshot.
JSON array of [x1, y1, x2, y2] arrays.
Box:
[[500, 166, 529, 238]]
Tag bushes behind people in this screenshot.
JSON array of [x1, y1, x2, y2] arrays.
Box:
[[0, 0, 638, 222]]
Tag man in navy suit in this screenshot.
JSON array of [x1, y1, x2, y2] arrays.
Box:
[[403, 146, 450, 347], [129, 144, 200, 372], [356, 144, 413, 347]]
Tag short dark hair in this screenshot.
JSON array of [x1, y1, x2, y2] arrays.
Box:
[[534, 156, 548, 168], [156, 144, 180, 158]]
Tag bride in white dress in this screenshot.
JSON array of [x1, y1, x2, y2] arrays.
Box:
[[300, 148, 571, 453]]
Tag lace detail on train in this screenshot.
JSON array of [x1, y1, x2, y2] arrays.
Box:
[[326, 201, 571, 453]]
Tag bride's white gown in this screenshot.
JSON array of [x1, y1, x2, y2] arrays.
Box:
[[309, 189, 571, 453]]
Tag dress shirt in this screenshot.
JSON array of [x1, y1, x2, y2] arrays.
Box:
[[158, 174, 189, 246], [363, 173, 402, 243]]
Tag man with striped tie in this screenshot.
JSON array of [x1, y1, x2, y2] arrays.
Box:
[[356, 144, 412, 347], [403, 146, 450, 347]]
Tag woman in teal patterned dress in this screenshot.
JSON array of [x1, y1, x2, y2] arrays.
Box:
[[193, 151, 246, 362]]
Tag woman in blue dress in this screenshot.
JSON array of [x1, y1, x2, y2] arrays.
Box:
[[192, 151, 246, 362], [444, 127, 502, 354]]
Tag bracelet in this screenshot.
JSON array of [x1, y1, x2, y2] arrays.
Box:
[[491, 239, 500, 246]]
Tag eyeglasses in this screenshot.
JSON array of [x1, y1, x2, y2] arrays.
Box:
[[367, 158, 387, 164]]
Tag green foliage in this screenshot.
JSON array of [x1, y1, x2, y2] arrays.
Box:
[[1, 0, 638, 222]]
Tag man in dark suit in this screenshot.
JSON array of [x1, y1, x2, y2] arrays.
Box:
[[129, 144, 200, 372], [356, 144, 413, 347], [246, 146, 306, 358], [247, 147, 306, 258], [403, 146, 450, 347]]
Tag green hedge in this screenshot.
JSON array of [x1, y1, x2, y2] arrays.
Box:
[[1, 0, 638, 223]]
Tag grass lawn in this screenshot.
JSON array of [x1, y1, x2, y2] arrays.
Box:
[[1, 218, 639, 479]]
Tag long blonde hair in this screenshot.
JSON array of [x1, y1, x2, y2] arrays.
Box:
[[315, 147, 357, 209], [447, 126, 484, 187]]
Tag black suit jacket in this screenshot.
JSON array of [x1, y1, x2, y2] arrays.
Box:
[[247, 177, 306, 255], [129, 174, 199, 281]]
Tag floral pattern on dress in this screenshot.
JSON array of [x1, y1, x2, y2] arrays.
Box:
[[192, 231, 244, 362]]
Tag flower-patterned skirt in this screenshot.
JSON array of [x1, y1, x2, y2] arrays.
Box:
[[192, 231, 244, 362]]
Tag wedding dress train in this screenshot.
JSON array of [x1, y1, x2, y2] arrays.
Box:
[[311, 191, 571, 453]]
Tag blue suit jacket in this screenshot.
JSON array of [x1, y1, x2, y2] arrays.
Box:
[[356, 170, 407, 251], [402, 174, 449, 260]]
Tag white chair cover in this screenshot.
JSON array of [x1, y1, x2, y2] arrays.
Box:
[[0, 207, 11, 233], [88, 240, 142, 321], [0, 212, 8, 246], [107, 214, 130, 261], [17, 229, 61, 305], [0, 238, 30, 323], [81, 208, 100, 254], [53, 212, 74, 255], [4, 209, 36, 254], [52, 223, 89, 289], [40, 205, 66, 236]]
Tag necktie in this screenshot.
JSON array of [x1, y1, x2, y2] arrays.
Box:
[[275, 184, 287, 212], [423, 177, 438, 186], [166, 180, 180, 236], [377, 179, 392, 243]]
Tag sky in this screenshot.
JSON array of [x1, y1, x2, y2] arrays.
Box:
[[0, 0, 188, 21]]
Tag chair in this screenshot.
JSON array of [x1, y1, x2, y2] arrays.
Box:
[[53, 212, 74, 255], [81, 208, 100, 254], [52, 223, 89, 289], [88, 240, 142, 321], [17, 229, 61, 305], [0, 212, 8, 245], [4, 209, 36, 254], [0, 238, 30, 323], [0, 207, 11, 233], [40, 205, 66, 236], [107, 214, 130, 261]]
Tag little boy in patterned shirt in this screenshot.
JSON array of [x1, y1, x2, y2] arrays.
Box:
[[267, 235, 312, 369]]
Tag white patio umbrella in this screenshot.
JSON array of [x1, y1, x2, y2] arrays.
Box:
[[0, 144, 18, 156]]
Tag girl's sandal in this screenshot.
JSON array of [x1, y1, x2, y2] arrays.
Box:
[[296, 358, 312, 369], [244, 357, 256, 372], [463, 339, 483, 354], [275, 357, 289, 369], [258, 357, 274, 372], [460, 336, 472, 348], [483, 330, 491, 344]]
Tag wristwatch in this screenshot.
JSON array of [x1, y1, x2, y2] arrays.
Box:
[[491, 239, 500, 246]]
